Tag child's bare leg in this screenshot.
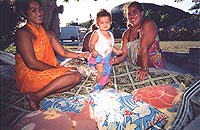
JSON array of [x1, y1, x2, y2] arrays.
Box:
[[96, 63, 104, 83]]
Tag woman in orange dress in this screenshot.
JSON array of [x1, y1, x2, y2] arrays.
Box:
[[14, 0, 89, 110]]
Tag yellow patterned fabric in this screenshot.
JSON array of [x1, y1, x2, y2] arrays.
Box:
[[14, 23, 75, 93]]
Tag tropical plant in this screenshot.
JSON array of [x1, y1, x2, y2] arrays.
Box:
[[189, 3, 200, 14]]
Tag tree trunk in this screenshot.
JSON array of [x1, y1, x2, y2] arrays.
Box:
[[41, 0, 63, 38]]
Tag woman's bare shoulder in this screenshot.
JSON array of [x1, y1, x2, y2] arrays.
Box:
[[47, 29, 62, 40], [14, 26, 36, 43], [45, 30, 57, 43], [142, 19, 158, 32], [14, 26, 35, 49], [15, 26, 32, 36], [124, 28, 130, 35], [122, 28, 130, 39], [84, 31, 92, 39], [143, 19, 157, 27]]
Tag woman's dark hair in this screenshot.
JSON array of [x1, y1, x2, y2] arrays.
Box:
[[123, 1, 144, 17], [123, 1, 144, 28], [15, 0, 42, 17], [96, 9, 112, 21], [127, 1, 144, 12]]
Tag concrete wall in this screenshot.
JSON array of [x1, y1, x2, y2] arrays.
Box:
[[164, 48, 200, 76]]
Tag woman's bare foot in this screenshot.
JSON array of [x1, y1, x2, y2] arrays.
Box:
[[26, 94, 41, 111]]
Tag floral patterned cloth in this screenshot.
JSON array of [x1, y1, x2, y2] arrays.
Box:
[[41, 88, 168, 130]]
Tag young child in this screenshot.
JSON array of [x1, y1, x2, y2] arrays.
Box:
[[82, 24, 98, 62], [88, 9, 123, 92]]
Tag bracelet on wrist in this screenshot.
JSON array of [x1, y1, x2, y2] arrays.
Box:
[[91, 49, 96, 52], [141, 67, 149, 71], [77, 53, 80, 58]]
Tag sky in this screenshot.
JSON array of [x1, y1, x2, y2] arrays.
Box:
[[56, 0, 196, 27]]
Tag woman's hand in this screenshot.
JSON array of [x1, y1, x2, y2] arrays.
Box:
[[116, 50, 123, 56], [81, 52, 90, 59], [136, 68, 149, 81], [110, 56, 116, 65]]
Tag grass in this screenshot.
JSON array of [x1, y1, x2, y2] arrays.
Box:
[[113, 40, 200, 53], [3, 40, 200, 54], [160, 41, 200, 53]]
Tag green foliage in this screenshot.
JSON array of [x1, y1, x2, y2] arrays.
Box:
[[80, 19, 94, 28], [159, 18, 200, 41], [159, 13, 168, 22], [189, 3, 200, 14], [144, 9, 153, 18], [4, 44, 16, 54]]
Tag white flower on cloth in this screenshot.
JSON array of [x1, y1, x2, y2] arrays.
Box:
[[59, 100, 67, 107], [90, 89, 125, 126], [107, 112, 124, 125], [133, 102, 151, 117]]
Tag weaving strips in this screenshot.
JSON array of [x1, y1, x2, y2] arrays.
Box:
[[47, 59, 196, 98]]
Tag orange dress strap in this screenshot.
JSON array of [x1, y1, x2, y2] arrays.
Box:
[[14, 23, 75, 93]]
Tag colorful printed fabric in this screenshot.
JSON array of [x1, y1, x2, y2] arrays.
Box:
[[126, 35, 165, 69], [41, 88, 168, 130], [14, 23, 75, 93], [87, 54, 112, 92]]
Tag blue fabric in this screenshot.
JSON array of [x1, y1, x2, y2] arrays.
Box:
[[41, 88, 168, 130]]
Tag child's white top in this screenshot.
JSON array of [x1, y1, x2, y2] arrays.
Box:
[[94, 29, 114, 58]]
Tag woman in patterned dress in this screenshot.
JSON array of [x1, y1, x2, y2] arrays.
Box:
[[111, 1, 165, 81]]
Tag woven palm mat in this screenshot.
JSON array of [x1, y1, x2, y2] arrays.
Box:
[[0, 60, 198, 129], [47, 59, 198, 98]]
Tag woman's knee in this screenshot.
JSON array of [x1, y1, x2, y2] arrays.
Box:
[[73, 72, 81, 83]]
